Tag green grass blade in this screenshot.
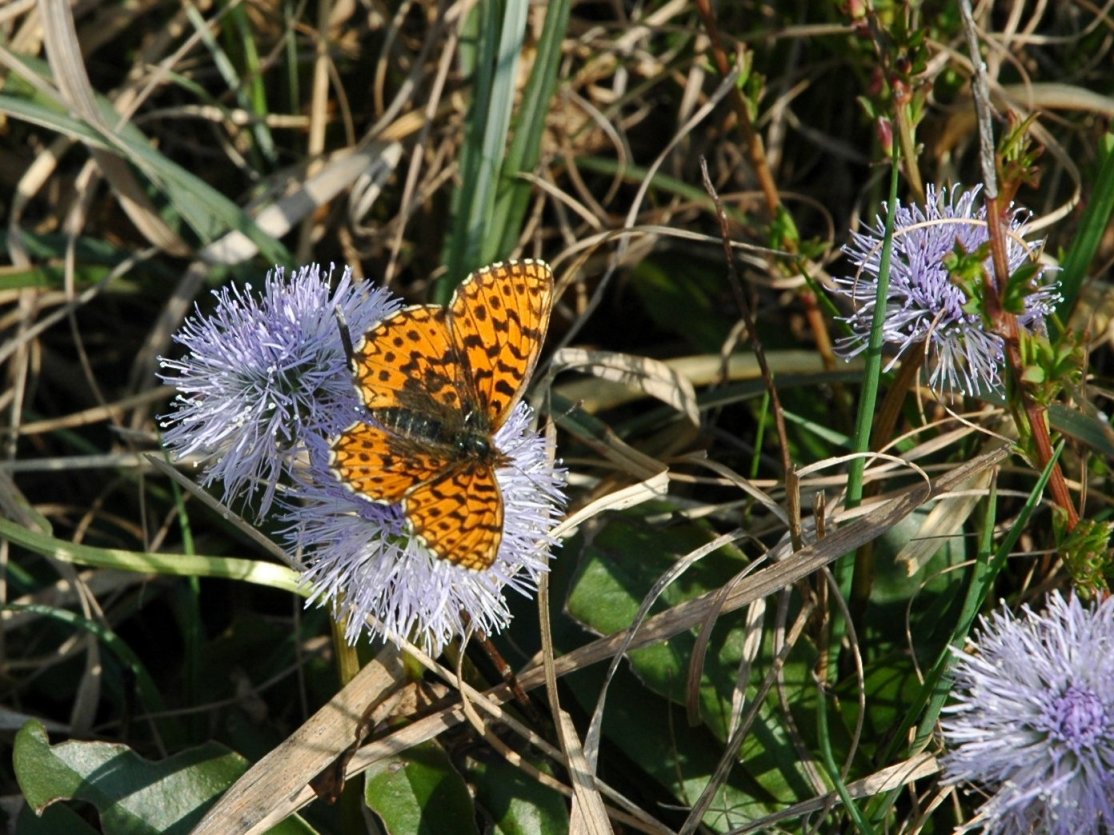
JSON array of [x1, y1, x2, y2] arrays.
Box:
[[440, 2, 529, 300], [0, 55, 289, 263], [0, 516, 302, 594], [491, 0, 572, 259], [1054, 132, 1114, 332]]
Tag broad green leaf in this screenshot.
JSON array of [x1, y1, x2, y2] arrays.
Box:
[[364, 741, 479, 835], [1050, 401, 1114, 460], [561, 659, 775, 832], [564, 507, 818, 828], [16, 799, 100, 835], [465, 754, 569, 835], [13, 720, 311, 834]]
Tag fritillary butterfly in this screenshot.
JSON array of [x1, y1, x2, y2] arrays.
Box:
[[329, 260, 554, 570]]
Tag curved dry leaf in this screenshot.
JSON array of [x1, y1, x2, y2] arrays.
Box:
[[549, 347, 700, 426]]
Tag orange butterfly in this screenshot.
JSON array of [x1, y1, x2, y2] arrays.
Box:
[[330, 260, 554, 570]]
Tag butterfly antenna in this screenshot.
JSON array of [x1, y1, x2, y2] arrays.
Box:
[[334, 304, 356, 368]]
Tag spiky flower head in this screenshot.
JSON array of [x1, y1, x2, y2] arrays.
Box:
[[941, 592, 1114, 834], [833, 184, 1060, 395], [158, 264, 398, 515], [285, 402, 565, 654]]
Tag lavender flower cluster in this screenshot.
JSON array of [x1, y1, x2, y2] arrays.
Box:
[[833, 184, 1060, 395], [158, 264, 565, 653], [942, 593, 1114, 834]]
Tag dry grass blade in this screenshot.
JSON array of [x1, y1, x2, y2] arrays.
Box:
[[4, 0, 1108, 829], [550, 471, 670, 543], [895, 468, 992, 576], [552, 350, 853, 415], [526, 446, 1008, 684], [680, 602, 814, 833], [733, 752, 940, 833], [583, 528, 751, 770], [557, 709, 613, 835], [549, 347, 701, 427], [191, 646, 406, 835], [37, 0, 189, 256], [231, 445, 1008, 829], [201, 141, 403, 266]]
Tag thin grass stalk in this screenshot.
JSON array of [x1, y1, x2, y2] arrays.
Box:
[[226, 2, 277, 165], [826, 153, 901, 678], [866, 445, 1059, 823], [815, 604, 875, 834], [844, 156, 901, 510]]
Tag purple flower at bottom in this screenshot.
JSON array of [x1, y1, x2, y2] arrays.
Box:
[[941, 592, 1114, 834], [833, 184, 1061, 395], [158, 264, 398, 515], [285, 402, 566, 654]]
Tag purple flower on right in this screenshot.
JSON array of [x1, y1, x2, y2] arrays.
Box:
[[941, 592, 1114, 834], [833, 185, 1060, 395]]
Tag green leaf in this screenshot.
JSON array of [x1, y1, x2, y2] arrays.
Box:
[[16, 799, 100, 835], [12, 721, 309, 835], [628, 255, 736, 353], [465, 754, 569, 835], [0, 54, 289, 263], [364, 741, 479, 835], [564, 507, 817, 826], [492, 0, 572, 259], [441, 3, 529, 298], [560, 657, 779, 831], [1056, 133, 1114, 328], [1049, 401, 1114, 460]]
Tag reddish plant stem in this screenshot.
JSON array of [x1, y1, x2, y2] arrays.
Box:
[[983, 194, 1079, 531], [870, 352, 924, 452], [802, 289, 839, 370], [693, 0, 782, 219]]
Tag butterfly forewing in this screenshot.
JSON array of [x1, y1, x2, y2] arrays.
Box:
[[350, 306, 466, 415], [448, 260, 554, 429]]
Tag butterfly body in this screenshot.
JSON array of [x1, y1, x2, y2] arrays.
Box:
[[370, 404, 507, 468], [330, 260, 554, 570]]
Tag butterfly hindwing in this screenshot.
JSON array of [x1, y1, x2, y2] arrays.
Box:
[[405, 462, 504, 570]]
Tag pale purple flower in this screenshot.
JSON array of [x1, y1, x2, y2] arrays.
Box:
[[834, 184, 1060, 395], [941, 592, 1114, 834], [158, 264, 398, 515], [285, 402, 566, 654]]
